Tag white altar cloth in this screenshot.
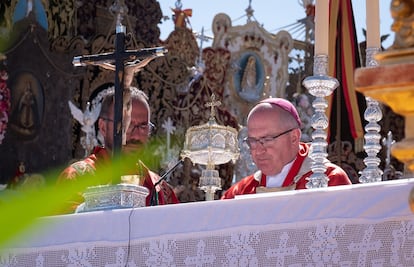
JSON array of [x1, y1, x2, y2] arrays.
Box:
[[2, 179, 414, 266]]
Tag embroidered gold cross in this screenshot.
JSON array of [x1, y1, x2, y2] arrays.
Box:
[[205, 93, 221, 119]]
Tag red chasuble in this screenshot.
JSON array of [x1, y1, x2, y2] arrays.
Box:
[[57, 146, 179, 213], [221, 143, 351, 199]]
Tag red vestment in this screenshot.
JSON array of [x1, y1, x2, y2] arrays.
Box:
[[221, 143, 352, 199], [57, 146, 179, 213]]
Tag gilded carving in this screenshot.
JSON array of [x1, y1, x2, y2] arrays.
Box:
[[0, 1, 17, 34], [203, 48, 231, 94], [48, 0, 76, 39], [211, 13, 293, 125], [390, 0, 414, 49], [164, 28, 199, 66]]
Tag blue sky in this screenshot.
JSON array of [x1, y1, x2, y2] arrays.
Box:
[[158, 0, 394, 49]]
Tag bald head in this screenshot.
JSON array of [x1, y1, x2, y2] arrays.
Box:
[[247, 102, 300, 131]]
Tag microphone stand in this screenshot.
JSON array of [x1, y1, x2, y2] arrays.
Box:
[[150, 159, 183, 206]]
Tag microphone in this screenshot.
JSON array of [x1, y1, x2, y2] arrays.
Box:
[[150, 159, 183, 206], [72, 47, 168, 67]]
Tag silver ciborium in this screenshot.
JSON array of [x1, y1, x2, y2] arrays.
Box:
[[181, 94, 240, 200]]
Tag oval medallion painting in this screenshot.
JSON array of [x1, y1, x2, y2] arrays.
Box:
[[234, 51, 265, 102], [9, 71, 44, 140]]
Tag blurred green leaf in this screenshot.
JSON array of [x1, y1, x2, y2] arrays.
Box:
[[0, 140, 163, 248]]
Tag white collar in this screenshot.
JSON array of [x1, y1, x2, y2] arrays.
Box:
[[266, 160, 295, 187]]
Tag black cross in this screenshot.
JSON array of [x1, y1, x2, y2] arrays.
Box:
[[72, 1, 166, 155]]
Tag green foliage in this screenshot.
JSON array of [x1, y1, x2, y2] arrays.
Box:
[[0, 140, 162, 248]]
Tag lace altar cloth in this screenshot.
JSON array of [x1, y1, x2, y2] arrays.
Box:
[[2, 179, 414, 266]]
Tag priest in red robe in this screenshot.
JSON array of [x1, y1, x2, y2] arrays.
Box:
[[58, 88, 178, 213], [221, 98, 351, 199]]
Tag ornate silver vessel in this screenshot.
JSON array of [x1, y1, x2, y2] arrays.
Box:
[[80, 183, 149, 212], [181, 94, 239, 200]]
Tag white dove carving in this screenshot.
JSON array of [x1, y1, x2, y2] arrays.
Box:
[[68, 101, 102, 156]]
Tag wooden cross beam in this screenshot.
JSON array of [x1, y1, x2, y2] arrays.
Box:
[[72, 18, 166, 155]]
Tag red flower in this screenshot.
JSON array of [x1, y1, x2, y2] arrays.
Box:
[[0, 70, 10, 144]]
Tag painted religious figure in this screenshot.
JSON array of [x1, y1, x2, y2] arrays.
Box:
[[234, 51, 265, 103], [9, 72, 43, 139]]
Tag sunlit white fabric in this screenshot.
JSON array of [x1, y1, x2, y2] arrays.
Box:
[[2, 179, 414, 266]]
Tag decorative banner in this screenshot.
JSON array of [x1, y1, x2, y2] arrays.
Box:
[[327, 0, 365, 152]]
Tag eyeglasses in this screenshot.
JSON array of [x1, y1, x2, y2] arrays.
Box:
[[101, 117, 155, 134], [243, 128, 297, 149], [127, 122, 155, 134]]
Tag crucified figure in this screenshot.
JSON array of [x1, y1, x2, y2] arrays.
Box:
[[95, 54, 162, 145]]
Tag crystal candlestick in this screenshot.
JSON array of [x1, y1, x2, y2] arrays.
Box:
[[302, 55, 339, 188], [359, 47, 383, 183]]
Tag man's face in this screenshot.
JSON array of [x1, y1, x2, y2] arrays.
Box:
[[246, 105, 299, 176], [100, 99, 151, 153]]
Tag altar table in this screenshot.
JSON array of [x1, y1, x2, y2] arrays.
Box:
[[2, 179, 414, 266]]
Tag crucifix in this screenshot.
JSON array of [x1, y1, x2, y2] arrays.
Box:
[[196, 27, 211, 64], [72, 0, 167, 156], [205, 93, 221, 120], [161, 117, 176, 161]]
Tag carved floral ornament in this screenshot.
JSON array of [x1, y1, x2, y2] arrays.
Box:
[[210, 13, 293, 128], [212, 13, 293, 98], [390, 0, 414, 49]]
